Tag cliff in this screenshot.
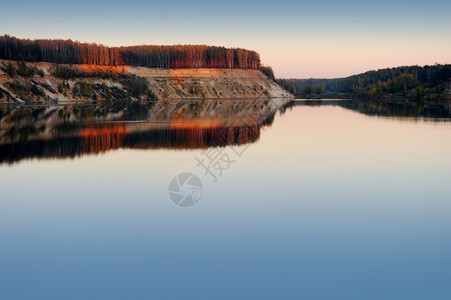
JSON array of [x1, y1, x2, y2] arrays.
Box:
[[0, 60, 291, 104]]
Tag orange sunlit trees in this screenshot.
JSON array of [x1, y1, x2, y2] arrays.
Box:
[[0, 35, 261, 69]]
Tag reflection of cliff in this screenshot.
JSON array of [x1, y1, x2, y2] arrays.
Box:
[[0, 99, 289, 164], [0, 125, 261, 164], [296, 100, 451, 120]]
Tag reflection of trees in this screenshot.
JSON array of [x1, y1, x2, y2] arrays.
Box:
[[278, 100, 296, 116], [0, 99, 291, 164], [0, 125, 262, 164], [296, 100, 451, 120]]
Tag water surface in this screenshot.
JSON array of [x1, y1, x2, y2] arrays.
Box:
[[1, 99, 451, 299]]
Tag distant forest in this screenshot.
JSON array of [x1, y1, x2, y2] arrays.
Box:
[[277, 64, 451, 99], [0, 35, 261, 69]]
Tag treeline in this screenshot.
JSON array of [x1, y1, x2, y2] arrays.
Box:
[[278, 64, 451, 98], [0, 35, 261, 69]]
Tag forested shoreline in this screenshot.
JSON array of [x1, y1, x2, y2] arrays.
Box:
[[277, 65, 451, 100], [0, 35, 261, 69]]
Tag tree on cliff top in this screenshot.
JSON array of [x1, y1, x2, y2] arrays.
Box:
[[0, 35, 262, 70]]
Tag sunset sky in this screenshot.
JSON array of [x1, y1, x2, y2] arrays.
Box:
[[1, 0, 450, 78]]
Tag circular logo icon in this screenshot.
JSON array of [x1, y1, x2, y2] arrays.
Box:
[[168, 173, 203, 207]]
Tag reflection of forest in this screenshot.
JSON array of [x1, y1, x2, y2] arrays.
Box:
[[0, 99, 290, 164], [296, 100, 451, 120]]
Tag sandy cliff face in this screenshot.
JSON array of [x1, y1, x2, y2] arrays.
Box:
[[128, 67, 290, 99], [0, 60, 291, 104]]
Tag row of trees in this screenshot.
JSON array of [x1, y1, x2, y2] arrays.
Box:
[[278, 64, 451, 97], [323, 65, 451, 93], [277, 81, 324, 96], [0, 35, 261, 69]]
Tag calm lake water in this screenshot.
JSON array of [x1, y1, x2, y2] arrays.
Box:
[[1, 99, 451, 299]]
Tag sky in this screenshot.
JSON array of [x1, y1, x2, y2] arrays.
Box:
[[1, 0, 450, 78]]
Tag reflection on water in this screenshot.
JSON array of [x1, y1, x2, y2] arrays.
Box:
[[1, 99, 450, 164], [1, 98, 451, 300], [0, 99, 289, 164], [296, 99, 451, 120]]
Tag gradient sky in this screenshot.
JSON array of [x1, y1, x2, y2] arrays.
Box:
[[1, 0, 450, 78]]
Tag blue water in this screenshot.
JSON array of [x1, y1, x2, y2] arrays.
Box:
[[1, 100, 451, 299]]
